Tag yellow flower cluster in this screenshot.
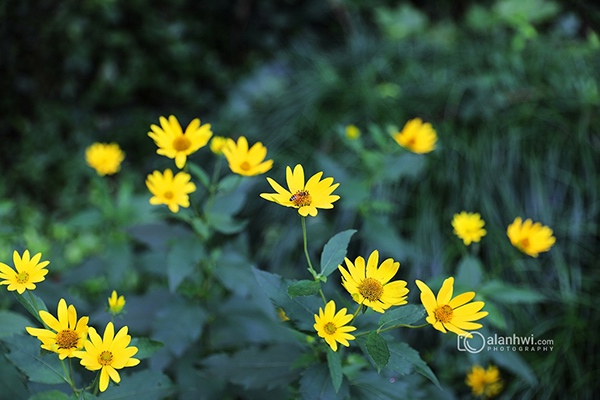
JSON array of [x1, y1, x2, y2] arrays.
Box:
[[466, 365, 503, 398]]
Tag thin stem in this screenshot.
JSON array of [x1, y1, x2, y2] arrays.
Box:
[[377, 322, 429, 334], [301, 216, 318, 279], [351, 304, 363, 321]]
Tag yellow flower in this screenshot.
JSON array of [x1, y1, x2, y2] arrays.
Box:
[[0, 250, 49, 294], [466, 365, 503, 398], [345, 124, 361, 140], [148, 115, 212, 169], [338, 250, 409, 313], [260, 164, 340, 217], [222, 136, 273, 176], [210, 136, 228, 155], [415, 277, 488, 337], [507, 217, 556, 257], [85, 142, 125, 176], [146, 169, 196, 213], [26, 299, 89, 360], [75, 322, 140, 392], [392, 118, 437, 154], [108, 290, 126, 315], [313, 300, 356, 352], [452, 211, 487, 246]]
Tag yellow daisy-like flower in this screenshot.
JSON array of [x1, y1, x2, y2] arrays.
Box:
[[345, 124, 361, 140], [338, 250, 409, 313], [85, 142, 125, 176], [259, 164, 340, 217], [146, 169, 196, 213], [507, 217, 556, 257], [452, 211, 487, 246], [75, 322, 140, 393], [222, 136, 273, 176], [392, 118, 437, 154], [466, 365, 503, 398], [313, 300, 356, 352], [26, 298, 89, 360], [415, 277, 488, 337], [148, 115, 213, 169], [210, 136, 228, 155], [108, 290, 126, 315], [0, 250, 49, 294]]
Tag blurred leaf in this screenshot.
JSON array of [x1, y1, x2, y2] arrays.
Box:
[[299, 363, 349, 400], [378, 305, 425, 329], [1, 335, 66, 385], [15, 292, 48, 326], [130, 338, 164, 360], [387, 342, 441, 390], [206, 212, 248, 234], [456, 255, 483, 288], [491, 349, 538, 386], [167, 237, 205, 292], [101, 370, 175, 400], [152, 298, 206, 357], [326, 347, 343, 393], [0, 310, 31, 338], [288, 280, 321, 298], [351, 370, 410, 399], [0, 353, 28, 400], [380, 153, 426, 181], [480, 301, 507, 330], [187, 162, 211, 188], [479, 281, 546, 303], [29, 391, 71, 400], [216, 174, 241, 192], [319, 229, 357, 277], [366, 332, 390, 372]]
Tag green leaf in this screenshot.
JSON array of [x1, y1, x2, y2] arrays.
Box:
[[456, 255, 483, 287], [187, 162, 211, 188], [387, 342, 441, 390], [15, 292, 48, 325], [152, 298, 206, 357], [378, 305, 425, 330], [100, 370, 175, 400], [319, 229, 357, 277], [217, 174, 241, 192], [206, 212, 248, 234], [299, 363, 349, 400], [130, 338, 164, 360], [366, 332, 390, 372], [29, 390, 72, 400], [0, 353, 28, 400], [491, 349, 538, 386], [1, 335, 67, 385], [326, 347, 343, 393], [0, 310, 31, 339], [167, 237, 205, 292], [287, 280, 321, 298], [479, 281, 545, 303]]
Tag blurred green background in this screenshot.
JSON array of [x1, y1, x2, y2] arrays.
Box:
[[1, 0, 599, 399]]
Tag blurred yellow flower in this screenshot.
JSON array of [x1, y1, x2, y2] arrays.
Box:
[[0, 250, 49, 294], [345, 124, 361, 140], [507, 217, 556, 257], [148, 115, 212, 169], [339, 250, 409, 313], [210, 136, 228, 155], [452, 211, 487, 245], [415, 277, 487, 337], [392, 118, 437, 154], [146, 169, 196, 213], [26, 298, 89, 360], [466, 365, 503, 398], [108, 290, 126, 315], [222, 136, 273, 176], [75, 322, 140, 392], [277, 308, 290, 322], [85, 142, 125, 176], [313, 300, 356, 352], [260, 164, 340, 217]]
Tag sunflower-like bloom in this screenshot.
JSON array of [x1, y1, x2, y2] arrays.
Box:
[[313, 300, 356, 352], [74, 322, 140, 392], [210, 136, 228, 155], [507, 217, 556, 257], [260, 164, 340, 217], [222, 136, 273, 176], [85, 142, 125, 176], [26, 299, 89, 360], [452, 211, 487, 246], [108, 290, 126, 315], [466, 365, 503, 398], [338, 250, 409, 313], [392, 118, 437, 154], [345, 124, 361, 140], [0, 250, 49, 294], [415, 277, 488, 337], [148, 115, 212, 169], [146, 169, 196, 213]]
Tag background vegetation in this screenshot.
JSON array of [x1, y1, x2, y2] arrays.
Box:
[[1, 0, 598, 399]]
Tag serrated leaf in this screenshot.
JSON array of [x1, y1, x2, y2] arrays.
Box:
[[319, 229, 357, 277], [287, 280, 321, 298], [167, 237, 205, 292], [100, 370, 175, 400], [327, 347, 343, 393], [387, 342, 441, 389], [0, 310, 31, 339], [130, 338, 164, 360], [1, 335, 67, 385], [366, 332, 390, 372], [378, 305, 425, 330], [299, 363, 349, 400], [152, 298, 206, 357], [187, 162, 211, 188]]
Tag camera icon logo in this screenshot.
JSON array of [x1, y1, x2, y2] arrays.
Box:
[[457, 331, 485, 353]]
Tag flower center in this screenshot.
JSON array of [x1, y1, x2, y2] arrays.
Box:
[[290, 190, 311, 207], [518, 237, 530, 250], [357, 277, 384, 302], [173, 136, 191, 152], [434, 304, 454, 323], [240, 161, 252, 171], [16, 272, 30, 284], [406, 137, 416, 147], [164, 190, 174, 200], [56, 329, 79, 349], [98, 351, 114, 366], [324, 322, 337, 335]]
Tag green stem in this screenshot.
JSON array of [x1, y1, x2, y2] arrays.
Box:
[[351, 304, 363, 321], [25, 291, 45, 326], [377, 322, 429, 334], [301, 216, 318, 279]]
